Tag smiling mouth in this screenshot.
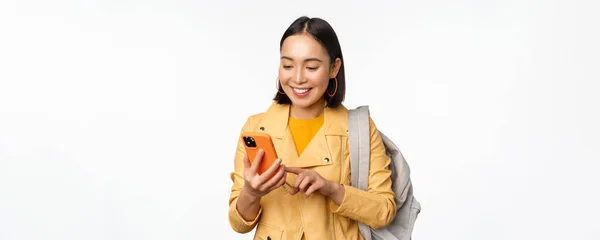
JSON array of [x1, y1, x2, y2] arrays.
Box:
[[292, 87, 312, 94]]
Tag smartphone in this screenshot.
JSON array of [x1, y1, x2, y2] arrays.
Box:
[[240, 132, 291, 190], [240, 132, 280, 176]]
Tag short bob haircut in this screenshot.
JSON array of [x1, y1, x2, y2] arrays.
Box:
[[273, 16, 346, 108]]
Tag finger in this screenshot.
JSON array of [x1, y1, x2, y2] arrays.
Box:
[[267, 171, 287, 192], [292, 173, 305, 189], [261, 164, 286, 190], [249, 149, 264, 173], [285, 166, 304, 175], [298, 176, 313, 192], [304, 181, 323, 197], [242, 154, 251, 170], [289, 184, 298, 195], [257, 158, 282, 183], [290, 174, 304, 195]]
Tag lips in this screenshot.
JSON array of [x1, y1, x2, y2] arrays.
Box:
[[293, 88, 311, 94], [292, 87, 312, 97]]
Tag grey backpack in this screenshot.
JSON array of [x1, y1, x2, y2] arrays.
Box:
[[348, 105, 421, 240]]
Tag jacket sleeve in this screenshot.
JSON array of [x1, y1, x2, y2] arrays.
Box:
[[329, 117, 397, 229], [228, 116, 262, 233]]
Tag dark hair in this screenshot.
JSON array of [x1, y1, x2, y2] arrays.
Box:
[[273, 16, 346, 108]]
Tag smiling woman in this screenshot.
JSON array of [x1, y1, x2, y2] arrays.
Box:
[[274, 17, 346, 115], [227, 16, 396, 240]]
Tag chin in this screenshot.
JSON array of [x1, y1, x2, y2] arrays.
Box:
[[290, 99, 312, 108], [291, 97, 323, 109]]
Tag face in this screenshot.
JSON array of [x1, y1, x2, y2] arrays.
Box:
[[279, 34, 340, 110]]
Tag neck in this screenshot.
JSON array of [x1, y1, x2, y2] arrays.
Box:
[[289, 99, 326, 119]]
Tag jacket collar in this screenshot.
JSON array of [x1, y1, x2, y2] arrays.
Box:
[[261, 101, 349, 139]]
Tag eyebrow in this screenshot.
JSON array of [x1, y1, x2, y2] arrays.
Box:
[[281, 56, 323, 62]]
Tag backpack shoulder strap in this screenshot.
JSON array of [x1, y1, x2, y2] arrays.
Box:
[[348, 105, 373, 240], [348, 105, 371, 191]]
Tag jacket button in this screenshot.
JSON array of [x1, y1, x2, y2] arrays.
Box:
[[259, 126, 265, 131], [324, 157, 329, 163]]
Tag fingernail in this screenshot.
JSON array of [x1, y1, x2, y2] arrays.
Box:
[[258, 149, 264, 154]]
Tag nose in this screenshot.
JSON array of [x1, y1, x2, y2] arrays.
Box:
[[291, 69, 308, 85]]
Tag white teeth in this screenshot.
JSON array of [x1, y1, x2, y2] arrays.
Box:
[[293, 88, 310, 94]]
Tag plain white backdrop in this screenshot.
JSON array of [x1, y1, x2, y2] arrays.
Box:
[[1, 0, 599, 239]]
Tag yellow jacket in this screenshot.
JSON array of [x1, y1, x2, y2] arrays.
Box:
[[228, 101, 396, 240]]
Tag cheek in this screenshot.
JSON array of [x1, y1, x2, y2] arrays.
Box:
[[309, 71, 330, 88], [278, 69, 292, 85]]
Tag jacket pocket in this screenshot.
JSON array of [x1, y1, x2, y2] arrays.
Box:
[[254, 223, 283, 240]]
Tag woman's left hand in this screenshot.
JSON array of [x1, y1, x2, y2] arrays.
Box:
[[285, 167, 339, 198]]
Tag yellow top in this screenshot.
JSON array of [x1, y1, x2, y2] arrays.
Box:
[[288, 113, 324, 240], [288, 113, 324, 156]]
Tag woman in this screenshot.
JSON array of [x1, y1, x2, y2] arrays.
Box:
[[228, 16, 396, 240]]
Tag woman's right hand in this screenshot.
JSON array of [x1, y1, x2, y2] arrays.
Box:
[[241, 149, 287, 199]]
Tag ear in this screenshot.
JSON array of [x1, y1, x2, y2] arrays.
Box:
[[329, 58, 342, 78]]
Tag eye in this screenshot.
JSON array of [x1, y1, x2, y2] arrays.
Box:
[[283, 65, 293, 69], [307, 66, 319, 71]]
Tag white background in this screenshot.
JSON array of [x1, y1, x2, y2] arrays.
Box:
[[1, 0, 599, 239]]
